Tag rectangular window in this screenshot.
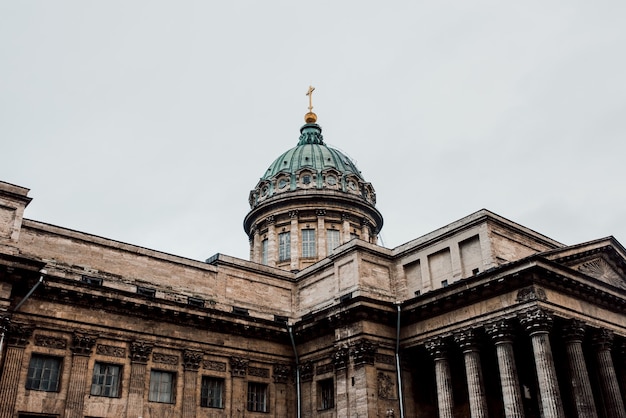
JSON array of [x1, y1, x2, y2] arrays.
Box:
[[278, 232, 290, 261], [261, 239, 268, 265], [137, 286, 156, 298], [149, 370, 175, 403], [318, 378, 335, 410], [26, 355, 62, 392], [247, 382, 268, 412], [201, 376, 224, 408], [91, 362, 122, 397], [302, 229, 316, 258], [327, 229, 340, 253]]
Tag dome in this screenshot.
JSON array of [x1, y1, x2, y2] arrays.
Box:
[[248, 123, 376, 209]]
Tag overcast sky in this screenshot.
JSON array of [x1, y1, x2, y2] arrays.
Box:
[[2, 1, 625, 262]]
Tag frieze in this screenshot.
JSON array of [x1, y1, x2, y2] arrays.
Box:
[[96, 344, 125, 358], [35, 335, 67, 350], [273, 363, 291, 384], [378, 372, 395, 399], [516, 286, 547, 303], [203, 360, 227, 372], [248, 367, 269, 378], [375, 353, 395, 365], [316, 363, 334, 375], [153, 352, 179, 365]]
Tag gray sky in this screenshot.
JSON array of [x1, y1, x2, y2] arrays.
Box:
[[2, 1, 625, 262]]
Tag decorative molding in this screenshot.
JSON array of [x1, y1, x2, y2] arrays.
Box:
[[248, 366, 269, 378], [332, 345, 350, 370], [230, 356, 249, 377], [578, 258, 626, 289], [375, 353, 395, 365], [35, 335, 67, 350], [6, 323, 33, 347], [96, 344, 125, 358], [183, 350, 203, 371], [129, 341, 153, 364], [519, 308, 553, 334], [299, 361, 313, 382], [351, 339, 377, 366], [378, 372, 395, 399], [316, 363, 334, 375], [153, 352, 179, 365], [273, 363, 291, 384], [71, 332, 97, 356], [202, 360, 227, 372], [516, 286, 547, 303]]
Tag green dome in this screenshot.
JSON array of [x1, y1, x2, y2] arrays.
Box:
[[248, 123, 377, 209]]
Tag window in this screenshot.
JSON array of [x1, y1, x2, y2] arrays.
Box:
[[247, 382, 268, 412], [302, 175, 311, 185], [441, 280, 448, 287], [188, 296, 205, 307], [278, 232, 290, 261], [149, 370, 175, 403], [327, 229, 340, 253], [201, 376, 224, 408], [26, 355, 62, 392], [318, 378, 335, 410], [81, 275, 102, 286], [137, 286, 156, 298], [302, 229, 316, 258], [261, 239, 268, 265], [91, 362, 121, 397]]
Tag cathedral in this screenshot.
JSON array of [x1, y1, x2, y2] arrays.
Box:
[[1, 93, 626, 418]]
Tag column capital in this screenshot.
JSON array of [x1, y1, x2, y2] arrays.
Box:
[[316, 209, 326, 217], [288, 210, 299, 219], [273, 363, 292, 383], [183, 349, 203, 371], [351, 339, 377, 366], [454, 328, 482, 352], [485, 319, 515, 344], [230, 356, 249, 377], [519, 308, 553, 335], [562, 319, 587, 343], [425, 336, 450, 360], [129, 340, 153, 364], [266, 215, 275, 225], [70, 332, 97, 356], [332, 344, 350, 370], [299, 360, 313, 382], [6, 322, 33, 347], [592, 328, 614, 351]]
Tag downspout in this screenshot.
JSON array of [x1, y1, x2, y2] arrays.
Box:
[[0, 269, 46, 368], [395, 302, 405, 418], [288, 325, 301, 418]]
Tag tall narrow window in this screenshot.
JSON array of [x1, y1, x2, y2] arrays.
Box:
[[302, 229, 316, 258], [278, 232, 290, 261], [261, 239, 268, 265], [318, 378, 335, 410], [201, 377, 224, 408], [247, 382, 268, 412], [149, 370, 175, 403], [327, 229, 340, 253], [91, 362, 121, 397], [26, 355, 62, 392]]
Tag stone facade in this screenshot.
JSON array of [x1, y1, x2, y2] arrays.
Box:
[[2, 137, 626, 418]]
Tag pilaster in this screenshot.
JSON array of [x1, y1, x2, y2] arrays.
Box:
[[64, 332, 97, 418], [126, 340, 153, 418], [182, 349, 203, 418], [0, 322, 32, 418]]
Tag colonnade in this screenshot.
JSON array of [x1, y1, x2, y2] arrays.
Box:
[[424, 308, 626, 418]]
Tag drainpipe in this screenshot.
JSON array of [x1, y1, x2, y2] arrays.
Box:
[[0, 269, 46, 369], [395, 302, 405, 418], [288, 325, 301, 418]]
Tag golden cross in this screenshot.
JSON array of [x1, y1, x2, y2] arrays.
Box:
[[306, 86, 315, 112]]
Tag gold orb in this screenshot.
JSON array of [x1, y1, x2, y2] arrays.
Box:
[[304, 112, 317, 123]]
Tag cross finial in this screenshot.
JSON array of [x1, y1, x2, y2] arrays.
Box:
[[306, 86, 315, 112]]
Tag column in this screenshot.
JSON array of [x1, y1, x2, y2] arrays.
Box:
[[267, 216, 276, 267], [561, 320, 598, 418], [182, 350, 203, 418], [289, 210, 299, 271], [342, 213, 351, 244], [126, 341, 153, 418], [455, 329, 489, 418], [64, 332, 97, 418], [425, 337, 454, 418], [519, 308, 565, 418], [362, 220, 370, 243], [251, 226, 260, 263], [485, 320, 525, 418], [0, 322, 32, 418], [316, 210, 327, 259], [592, 329, 626, 418]]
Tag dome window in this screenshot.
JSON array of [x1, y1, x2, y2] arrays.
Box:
[[326, 175, 337, 186], [302, 175, 312, 185], [278, 178, 288, 189]]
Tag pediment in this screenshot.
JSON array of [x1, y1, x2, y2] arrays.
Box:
[[574, 257, 626, 290]]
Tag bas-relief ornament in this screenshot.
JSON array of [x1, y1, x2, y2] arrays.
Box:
[[578, 258, 626, 289], [351, 339, 377, 366], [202, 360, 227, 372], [316, 363, 334, 375], [375, 353, 395, 365], [153, 352, 179, 365], [35, 334, 67, 350], [516, 286, 547, 303], [230, 356, 249, 377], [299, 361, 314, 382], [377, 371, 395, 400], [6, 322, 33, 347], [129, 341, 153, 363], [96, 344, 125, 358], [273, 363, 291, 383], [248, 367, 269, 378], [183, 350, 203, 371], [71, 332, 97, 356]]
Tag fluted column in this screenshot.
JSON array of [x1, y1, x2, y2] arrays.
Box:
[[126, 341, 153, 418], [64, 332, 97, 418], [519, 309, 565, 418], [289, 210, 299, 270], [182, 350, 203, 418], [316, 210, 327, 259], [0, 322, 32, 418], [455, 329, 489, 418], [426, 337, 454, 418], [362, 220, 371, 243], [485, 320, 525, 418], [342, 214, 351, 244], [561, 320, 598, 418], [592, 329, 626, 418], [267, 216, 276, 267]]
